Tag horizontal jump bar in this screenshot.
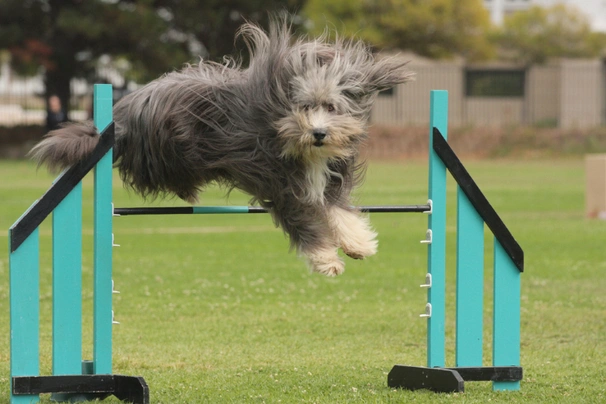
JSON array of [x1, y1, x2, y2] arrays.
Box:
[[113, 205, 431, 216]]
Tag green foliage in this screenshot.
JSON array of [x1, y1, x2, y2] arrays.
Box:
[[493, 4, 606, 64], [304, 0, 495, 61], [0, 1, 303, 115], [0, 1, 190, 116], [0, 1, 193, 79], [167, 0, 305, 62], [304, 0, 384, 45]]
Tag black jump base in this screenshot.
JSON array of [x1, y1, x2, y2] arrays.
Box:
[[388, 365, 523, 393], [12, 375, 149, 404]]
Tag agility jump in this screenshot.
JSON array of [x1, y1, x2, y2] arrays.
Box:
[[9, 86, 523, 403]]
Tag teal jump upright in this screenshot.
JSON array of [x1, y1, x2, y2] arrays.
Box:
[[93, 84, 115, 376], [493, 239, 522, 391], [388, 90, 524, 393], [426, 90, 448, 369], [8, 85, 149, 404], [456, 187, 485, 368], [9, 223, 40, 404]]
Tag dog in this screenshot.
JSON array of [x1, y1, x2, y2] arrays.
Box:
[[30, 18, 413, 276]]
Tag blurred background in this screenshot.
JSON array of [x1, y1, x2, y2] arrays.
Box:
[[2, 0, 606, 158]]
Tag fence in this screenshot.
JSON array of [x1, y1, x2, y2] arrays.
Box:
[[0, 66, 90, 126], [371, 59, 605, 129], [2, 59, 604, 129]]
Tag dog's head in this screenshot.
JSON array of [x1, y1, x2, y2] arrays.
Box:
[[241, 19, 414, 162]]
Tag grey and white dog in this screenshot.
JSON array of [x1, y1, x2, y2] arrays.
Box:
[[31, 19, 413, 276]]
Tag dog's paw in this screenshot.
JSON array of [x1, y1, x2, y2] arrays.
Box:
[[344, 250, 366, 260], [341, 235, 378, 260], [312, 258, 345, 276], [327, 206, 378, 260], [305, 247, 345, 276]]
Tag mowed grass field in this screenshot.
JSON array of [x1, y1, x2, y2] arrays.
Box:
[[0, 157, 604, 403]]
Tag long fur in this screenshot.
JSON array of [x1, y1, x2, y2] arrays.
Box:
[[30, 18, 413, 276]]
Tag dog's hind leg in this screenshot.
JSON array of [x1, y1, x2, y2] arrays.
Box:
[[303, 244, 345, 276], [272, 203, 344, 276], [327, 205, 378, 260]]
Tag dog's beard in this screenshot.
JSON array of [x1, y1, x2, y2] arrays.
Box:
[[275, 111, 364, 161]]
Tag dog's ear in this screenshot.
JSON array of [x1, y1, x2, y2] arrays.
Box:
[[317, 47, 338, 66], [365, 56, 414, 94], [299, 43, 338, 68]]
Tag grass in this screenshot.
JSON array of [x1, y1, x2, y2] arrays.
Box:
[[0, 157, 605, 403]]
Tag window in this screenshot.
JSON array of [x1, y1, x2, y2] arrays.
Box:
[[465, 69, 525, 97], [379, 87, 395, 96]]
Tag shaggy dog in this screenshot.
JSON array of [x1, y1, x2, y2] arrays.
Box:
[[31, 19, 413, 276]]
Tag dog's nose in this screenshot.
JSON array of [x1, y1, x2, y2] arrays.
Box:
[[313, 130, 327, 141]]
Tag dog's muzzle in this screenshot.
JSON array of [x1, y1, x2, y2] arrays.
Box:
[[313, 130, 327, 147]]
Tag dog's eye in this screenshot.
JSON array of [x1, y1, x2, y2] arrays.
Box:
[[326, 104, 335, 112], [303, 105, 311, 111]]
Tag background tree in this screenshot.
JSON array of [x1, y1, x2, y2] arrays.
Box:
[[493, 4, 606, 64], [0, 0, 191, 118], [304, 0, 495, 61], [168, 0, 305, 61], [0, 0, 303, 118]]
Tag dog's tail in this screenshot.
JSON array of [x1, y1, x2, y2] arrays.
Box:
[[29, 121, 101, 173]]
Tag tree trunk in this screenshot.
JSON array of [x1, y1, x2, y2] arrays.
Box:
[[44, 3, 76, 123], [44, 65, 72, 122]]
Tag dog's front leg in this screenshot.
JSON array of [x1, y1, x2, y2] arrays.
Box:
[[327, 205, 378, 260]]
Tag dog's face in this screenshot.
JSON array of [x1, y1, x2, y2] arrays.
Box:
[[276, 66, 366, 161], [273, 41, 413, 162]]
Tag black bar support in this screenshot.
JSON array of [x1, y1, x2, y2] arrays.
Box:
[[388, 365, 523, 393], [445, 366, 523, 382], [388, 366, 465, 393], [12, 375, 149, 404]]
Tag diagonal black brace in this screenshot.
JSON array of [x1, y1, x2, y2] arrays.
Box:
[[432, 127, 524, 272], [10, 123, 115, 253], [12, 374, 149, 404]]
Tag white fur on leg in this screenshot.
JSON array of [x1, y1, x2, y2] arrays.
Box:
[[304, 246, 345, 276], [328, 206, 378, 259]]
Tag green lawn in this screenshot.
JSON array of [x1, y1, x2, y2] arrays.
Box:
[[0, 158, 604, 403]]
